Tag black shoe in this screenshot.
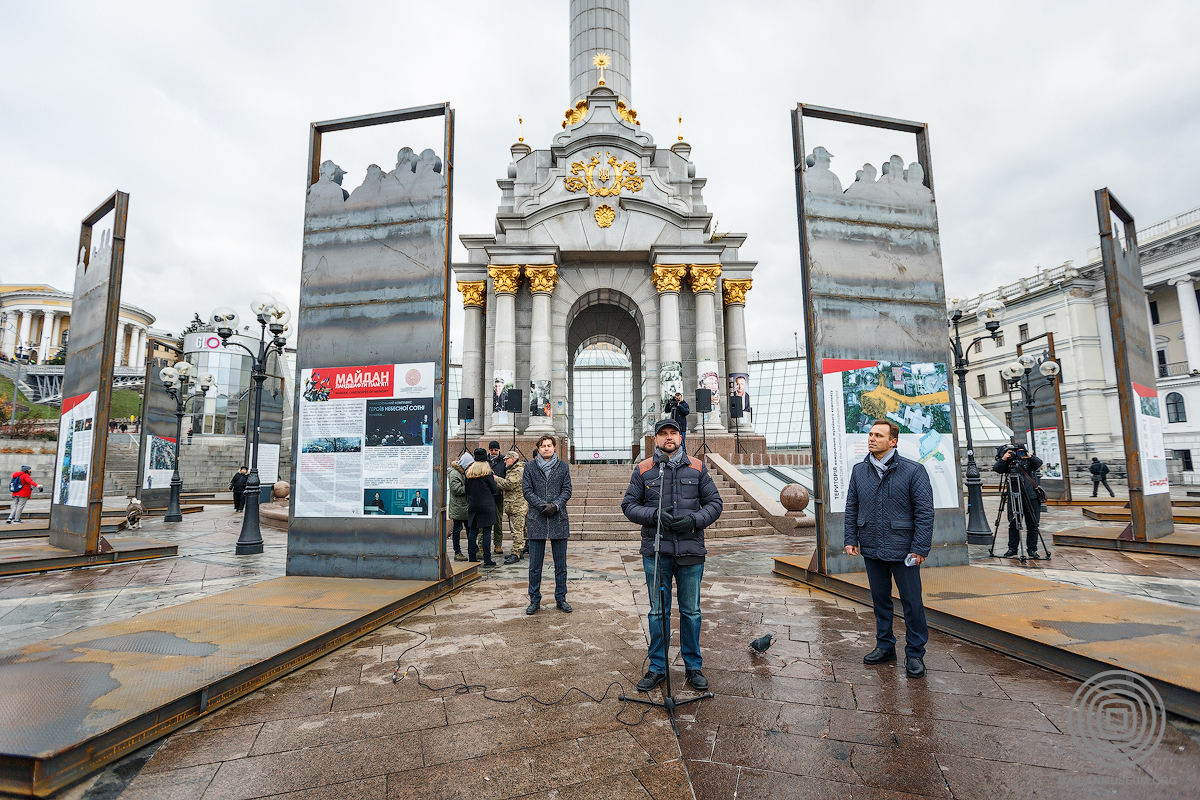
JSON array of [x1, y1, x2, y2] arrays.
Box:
[[483, 560, 497, 567], [636, 671, 666, 692], [863, 647, 897, 665], [685, 670, 709, 691], [1001, 550, 1018, 558], [504, 554, 519, 565], [906, 656, 926, 679], [526, 601, 539, 615], [468, 557, 480, 563], [521, 546, 529, 556], [1027, 552, 1041, 560], [556, 600, 572, 613]]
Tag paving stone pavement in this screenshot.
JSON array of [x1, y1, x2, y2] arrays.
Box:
[[28, 520, 1196, 800]]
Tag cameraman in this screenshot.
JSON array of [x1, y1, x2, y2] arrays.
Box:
[[663, 392, 690, 448], [993, 444, 1045, 559]]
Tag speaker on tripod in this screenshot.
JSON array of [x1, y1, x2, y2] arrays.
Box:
[[505, 389, 523, 414], [457, 398, 474, 422], [694, 388, 712, 413], [729, 394, 744, 454]]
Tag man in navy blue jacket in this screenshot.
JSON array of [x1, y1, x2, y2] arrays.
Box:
[[843, 418, 934, 679], [622, 418, 723, 693]]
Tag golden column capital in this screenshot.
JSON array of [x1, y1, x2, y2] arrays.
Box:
[[487, 265, 522, 295], [722, 278, 753, 307], [688, 264, 723, 294], [524, 265, 559, 294], [651, 264, 689, 293], [457, 280, 487, 310]]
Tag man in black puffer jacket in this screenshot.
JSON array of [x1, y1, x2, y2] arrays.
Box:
[[844, 419, 934, 680], [622, 418, 723, 694]]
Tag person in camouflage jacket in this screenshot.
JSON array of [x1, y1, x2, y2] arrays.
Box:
[[494, 450, 528, 564]]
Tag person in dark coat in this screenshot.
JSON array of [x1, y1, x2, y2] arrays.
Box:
[[488, 440, 507, 556], [844, 419, 934, 679], [447, 452, 471, 561], [994, 444, 1045, 558], [522, 434, 573, 614], [622, 417, 723, 693], [465, 448, 503, 566], [663, 392, 690, 447], [1090, 457, 1115, 497], [229, 466, 249, 512]]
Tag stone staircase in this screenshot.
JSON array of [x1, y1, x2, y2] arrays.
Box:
[[562, 463, 778, 541], [103, 440, 141, 495]]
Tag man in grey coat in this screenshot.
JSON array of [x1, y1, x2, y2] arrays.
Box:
[[844, 419, 934, 679], [522, 434, 573, 615]]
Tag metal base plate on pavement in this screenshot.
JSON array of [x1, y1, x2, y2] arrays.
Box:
[[0, 564, 478, 797], [772, 557, 1200, 723], [1053, 526, 1200, 558], [0, 538, 177, 577]]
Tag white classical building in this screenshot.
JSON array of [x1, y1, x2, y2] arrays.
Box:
[[0, 283, 155, 367], [953, 205, 1200, 478]]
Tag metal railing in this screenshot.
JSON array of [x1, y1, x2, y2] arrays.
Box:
[[955, 262, 1080, 315], [1159, 361, 1193, 378]]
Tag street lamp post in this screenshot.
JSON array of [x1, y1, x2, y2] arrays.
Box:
[[159, 361, 214, 522], [211, 296, 290, 556], [949, 298, 1006, 543]]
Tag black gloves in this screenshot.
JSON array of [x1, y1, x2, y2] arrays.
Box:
[[540, 503, 558, 517], [656, 510, 696, 535]]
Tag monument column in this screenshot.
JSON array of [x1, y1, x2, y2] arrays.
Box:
[[49, 312, 63, 358], [457, 280, 487, 436], [722, 278, 754, 432], [115, 323, 128, 367], [40, 311, 59, 360], [690, 264, 725, 432], [525, 266, 558, 434], [1172, 276, 1200, 374], [18, 309, 33, 358], [488, 265, 521, 435], [652, 264, 687, 418]]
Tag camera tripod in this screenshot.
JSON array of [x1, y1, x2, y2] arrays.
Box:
[[989, 471, 1052, 564]]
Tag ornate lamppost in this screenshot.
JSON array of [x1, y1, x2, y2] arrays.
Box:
[[949, 298, 1006, 543], [158, 360, 214, 522], [1001, 353, 1062, 456], [211, 295, 290, 555]]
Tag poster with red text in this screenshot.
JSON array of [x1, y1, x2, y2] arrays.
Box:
[[295, 363, 435, 518], [54, 391, 97, 508], [1133, 382, 1169, 495]]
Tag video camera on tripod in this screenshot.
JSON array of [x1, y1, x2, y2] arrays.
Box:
[[989, 442, 1052, 563]]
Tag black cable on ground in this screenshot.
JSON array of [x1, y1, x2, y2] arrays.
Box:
[[389, 625, 654, 726]]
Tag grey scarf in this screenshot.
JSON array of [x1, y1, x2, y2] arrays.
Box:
[[654, 446, 689, 469], [537, 452, 559, 477]]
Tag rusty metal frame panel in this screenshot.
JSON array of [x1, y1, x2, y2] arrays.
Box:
[[1096, 188, 1173, 541], [48, 192, 128, 553], [1014, 332, 1072, 503], [135, 341, 178, 508], [791, 104, 964, 576], [287, 104, 454, 581]]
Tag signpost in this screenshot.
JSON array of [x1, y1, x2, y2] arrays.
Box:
[[791, 105, 967, 575], [48, 192, 129, 553], [287, 104, 454, 580]]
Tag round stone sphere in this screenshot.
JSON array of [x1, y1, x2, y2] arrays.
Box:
[[272, 481, 290, 500], [780, 483, 810, 513]]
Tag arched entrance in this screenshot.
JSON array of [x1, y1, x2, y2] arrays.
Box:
[[566, 291, 644, 463]]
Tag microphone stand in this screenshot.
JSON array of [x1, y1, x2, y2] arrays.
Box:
[[623, 450, 714, 735]]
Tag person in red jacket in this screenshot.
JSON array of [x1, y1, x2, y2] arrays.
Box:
[[7, 465, 43, 524]]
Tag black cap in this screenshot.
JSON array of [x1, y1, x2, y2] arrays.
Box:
[[488, 440, 501, 450], [654, 418, 682, 434], [473, 448, 489, 461]]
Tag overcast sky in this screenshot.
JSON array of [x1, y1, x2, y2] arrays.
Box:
[[3, 1, 1198, 360]]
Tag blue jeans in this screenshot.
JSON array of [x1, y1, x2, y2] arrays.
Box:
[[527, 538, 568, 604], [643, 555, 703, 673], [863, 556, 928, 659]]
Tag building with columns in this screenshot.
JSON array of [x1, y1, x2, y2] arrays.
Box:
[[452, 0, 761, 462], [952, 204, 1200, 481], [0, 283, 155, 367]]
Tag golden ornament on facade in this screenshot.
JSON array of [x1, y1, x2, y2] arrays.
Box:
[[457, 280, 487, 309], [616, 101, 640, 126], [524, 265, 560, 293], [688, 265, 722, 294], [562, 100, 588, 128], [722, 278, 753, 306], [594, 204, 616, 228], [487, 265, 522, 295], [651, 265, 689, 293], [564, 151, 644, 197]]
